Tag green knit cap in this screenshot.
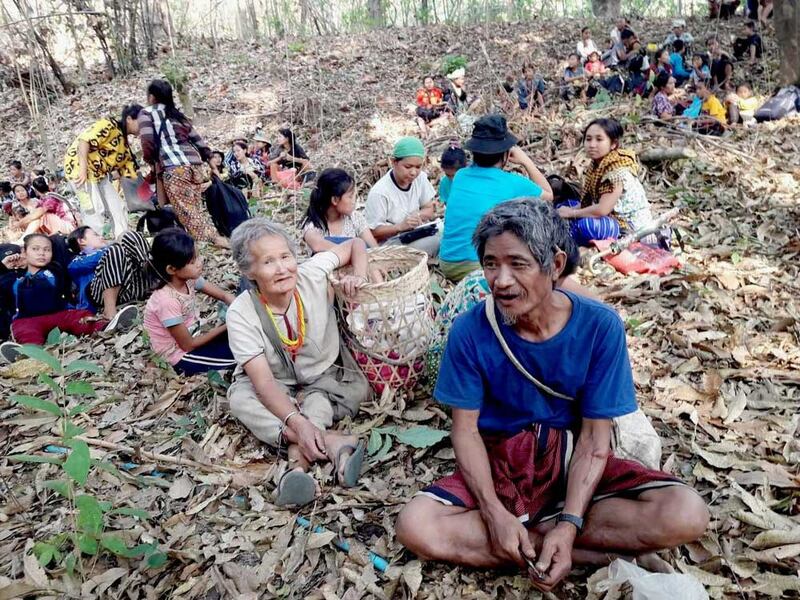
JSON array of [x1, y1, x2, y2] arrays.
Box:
[[393, 136, 425, 159]]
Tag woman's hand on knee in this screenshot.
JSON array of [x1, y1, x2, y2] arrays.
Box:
[[290, 416, 328, 463]]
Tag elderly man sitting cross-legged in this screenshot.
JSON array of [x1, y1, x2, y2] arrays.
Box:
[[395, 198, 708, 592]]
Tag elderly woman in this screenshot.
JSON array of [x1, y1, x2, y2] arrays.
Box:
[[364, 137, 440, 257], [226, 218, 371, 506]]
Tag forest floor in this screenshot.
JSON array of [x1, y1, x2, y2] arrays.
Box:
[[1, 16, 800, 600]]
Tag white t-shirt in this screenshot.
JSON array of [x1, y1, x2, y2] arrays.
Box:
[[226, 251, 341, 384], [364, 170, 436, 230], [577, 39, 599, 61]]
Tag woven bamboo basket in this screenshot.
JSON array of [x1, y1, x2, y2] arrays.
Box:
[[332, 246, 435, 394]]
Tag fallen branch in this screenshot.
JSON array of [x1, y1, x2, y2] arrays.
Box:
[[40, 436, 234, 473], [639, 147, 697, 163]]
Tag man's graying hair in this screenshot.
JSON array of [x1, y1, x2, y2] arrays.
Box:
[[473, 197, 568, 275], [230, 217, 297, 274]]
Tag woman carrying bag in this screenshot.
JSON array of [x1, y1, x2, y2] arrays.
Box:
[[139, 79, 229, 249]]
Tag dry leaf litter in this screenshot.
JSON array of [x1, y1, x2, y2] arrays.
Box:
[[0, 17, 799, 600]]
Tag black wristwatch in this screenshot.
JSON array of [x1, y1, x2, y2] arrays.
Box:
[[556, 512, 584, 533]]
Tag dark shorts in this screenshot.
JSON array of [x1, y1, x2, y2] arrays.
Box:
[[418, 425, 683, 525], [173, 333, 236, 375]]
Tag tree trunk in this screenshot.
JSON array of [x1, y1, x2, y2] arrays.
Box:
[[775, 0, 800, 86], [67, 0, 116, 77], [368, 0, 384, 26], [12, 0, 74, 94], [419, 0, 430, 23], [64, 8, 86, 84], [591, 0, 621, 18]]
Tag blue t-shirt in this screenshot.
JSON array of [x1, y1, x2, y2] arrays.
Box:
[[439, 175, 453, 204], [440, 166, 542, 263], [434, 291, 638, 435], [669, 53, 690, 78]]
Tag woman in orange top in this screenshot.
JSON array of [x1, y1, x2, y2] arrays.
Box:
[[416, 75, 446, 138]]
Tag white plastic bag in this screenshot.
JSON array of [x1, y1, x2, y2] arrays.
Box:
[[603, 559, 709, 600]]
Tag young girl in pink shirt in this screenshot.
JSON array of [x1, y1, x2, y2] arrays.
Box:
[[143, 228, 236, 374]]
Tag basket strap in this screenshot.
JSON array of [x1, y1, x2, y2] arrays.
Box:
[[484, 296, 575, 402], [249, 289, 297, 381]]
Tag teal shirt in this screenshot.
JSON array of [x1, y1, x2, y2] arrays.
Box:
[[440, 166, 542, 263], [439, 175, 453, 204]]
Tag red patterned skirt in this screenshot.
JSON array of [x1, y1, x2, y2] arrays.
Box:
[[419, 425, 683, 525], [162, 165, 218, 243]]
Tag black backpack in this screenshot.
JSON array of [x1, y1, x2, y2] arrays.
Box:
[[755, 86, 800, 122], [204, 176, 251, 237], [136, 205, 183, 235], [547, 174, 582, 204]]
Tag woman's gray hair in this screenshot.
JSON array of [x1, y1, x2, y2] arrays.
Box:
[[472, 197, 562, 274], [230, 217, 297, 274]]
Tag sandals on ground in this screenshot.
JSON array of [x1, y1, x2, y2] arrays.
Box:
[[275, 469, 316, 506]]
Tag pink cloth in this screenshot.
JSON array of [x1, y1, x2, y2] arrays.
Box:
[[143, 279, 203, 364]]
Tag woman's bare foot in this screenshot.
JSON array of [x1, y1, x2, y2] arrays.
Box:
[[323, 432, 360, 483]]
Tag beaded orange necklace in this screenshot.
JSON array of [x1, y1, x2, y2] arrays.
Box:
[[261, 290, 306, 359]]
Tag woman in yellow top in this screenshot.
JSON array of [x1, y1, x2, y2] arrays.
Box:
[[64, 105, 142, 238]]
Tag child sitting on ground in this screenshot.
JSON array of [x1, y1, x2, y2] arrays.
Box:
[[517, 64, 546, 110], [438, 143, 468, 204], [416, 75, 447, 138], [688, 53, 711, 89], [695, 80, 727, 135], [561, 53, 588, 103], [143, 228, 236, 374], [0, 233, 137, 363], [670, 40, 692, 85], [726, 82, 759, 126], [585, 51, 607, 76], [302, 168, 377, 254], [733, 21, 763, 64]]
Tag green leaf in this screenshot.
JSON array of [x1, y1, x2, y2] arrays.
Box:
[[146, 552, 168, 568], [8, 454, 62, 465], [64, 359, 103, 375], [68, 403, 90, 417], [367, 430, 383, 456], [94, 461, 122, 479], [17, 345, 61, 373], [65, 381, 96, 397], [11, 394, 62, 416], [77, 533, 98, 555], [393, 426, 450, 449], [37, 373, 60, 394], [63, 421, 85, 440], [46, 327, 63, 345], [76, 495, 103, 536], [33, 542, 56, 567], [128, 542, 158, 558], [100, 535, 129, 556], [373, 434, 393, 462], [98, 500, 112, 512], [64, 553, 76, 575], [43, 480, 72, 499], [64, 440, 90, 486], [109, 507, 150, 519]]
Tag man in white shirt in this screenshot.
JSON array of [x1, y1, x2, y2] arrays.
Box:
[[663, 19, 694, 48]]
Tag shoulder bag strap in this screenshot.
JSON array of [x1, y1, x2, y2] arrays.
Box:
[[248, 288, 297, 381], [484, 296, 575, 402]]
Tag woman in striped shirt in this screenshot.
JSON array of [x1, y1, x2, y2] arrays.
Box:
[[139, 80, 229, 249]]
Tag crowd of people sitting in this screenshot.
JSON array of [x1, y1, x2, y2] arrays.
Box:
[[413, 13, 770, 138], [3, 14, 762, 587]]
